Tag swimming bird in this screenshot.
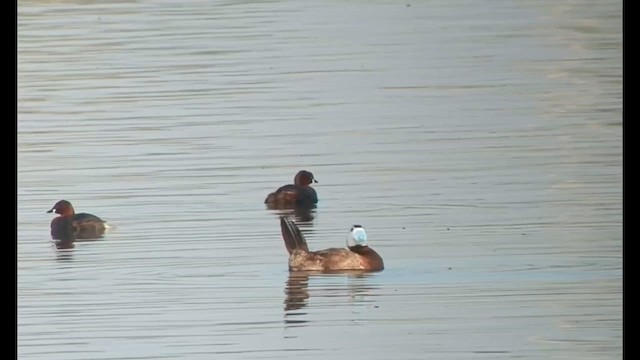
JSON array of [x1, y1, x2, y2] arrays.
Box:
[[280, 217, 384, 272], [47, 200, 108, 240], [265, 170, 318, 208]]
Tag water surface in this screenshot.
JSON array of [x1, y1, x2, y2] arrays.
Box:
[[18, 1, 622, 359]]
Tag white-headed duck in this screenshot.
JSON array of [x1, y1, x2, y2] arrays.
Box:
[[280, 217, 384, 272]]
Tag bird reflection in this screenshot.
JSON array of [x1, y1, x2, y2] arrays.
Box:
[[283, 271, 379, 326], [50, 230, 105, 261], [284, 272, 311, 312], [265, 203, 317, 223], [53, 236, 76, 249], [266, 205, 316, 223], [49, 234, 77, 262]]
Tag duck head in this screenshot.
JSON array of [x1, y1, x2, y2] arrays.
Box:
[[294, 170, 318, 186], [346, 225, 368, 248], [47, 200, 75, 216]]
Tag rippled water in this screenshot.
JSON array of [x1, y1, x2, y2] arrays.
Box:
[[18, 0, 622, 359]]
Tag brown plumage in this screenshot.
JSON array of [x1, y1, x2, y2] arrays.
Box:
[[280, 217, 384, 272], [265, 170, 318, 208], [47, 200, 108, 240]]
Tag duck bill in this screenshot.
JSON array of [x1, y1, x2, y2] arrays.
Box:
[[46, 208, 54, 213]]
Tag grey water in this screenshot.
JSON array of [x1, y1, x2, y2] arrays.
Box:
[[18, 0, 622, 359]]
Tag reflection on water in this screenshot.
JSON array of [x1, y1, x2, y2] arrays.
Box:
[[284, 271, 380, 325], [284, 272, 310, 313], [51, 236, 106, 264], [54, 247, 75, 262], [51, 236, 104, 249], [52, 238, 75, 250], [265, 205, 317, 224]]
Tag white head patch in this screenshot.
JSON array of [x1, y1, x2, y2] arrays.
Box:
[[347, 225, 368, 247]]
